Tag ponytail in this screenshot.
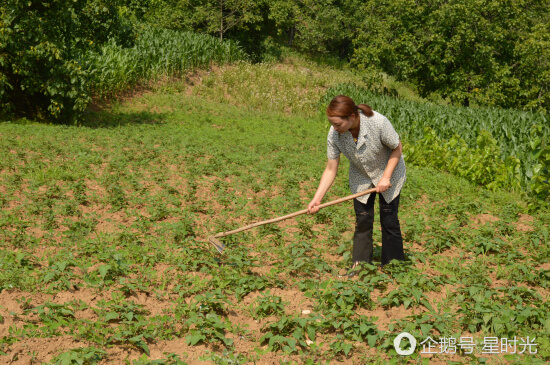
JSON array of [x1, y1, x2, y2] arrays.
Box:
[[357, 103, 374, 117]]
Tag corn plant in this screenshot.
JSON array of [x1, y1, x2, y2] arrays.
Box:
[[85, 24, 246, 98]]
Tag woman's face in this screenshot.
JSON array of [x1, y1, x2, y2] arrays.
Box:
[[328, 115, 357, 134]]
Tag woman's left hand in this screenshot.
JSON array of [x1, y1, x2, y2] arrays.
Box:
[[376, 177, 391, 193]]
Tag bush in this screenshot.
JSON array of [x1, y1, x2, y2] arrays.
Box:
[[0, 0, 132, 121]]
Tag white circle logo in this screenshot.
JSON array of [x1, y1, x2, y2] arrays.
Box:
[[394, 332, 417, 355]]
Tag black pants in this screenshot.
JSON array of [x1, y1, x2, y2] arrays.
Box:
[[352, 193, 405, 266]]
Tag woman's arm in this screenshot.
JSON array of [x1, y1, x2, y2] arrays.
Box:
[[377, 140, 402, 193], [308, 157, 340, 213]]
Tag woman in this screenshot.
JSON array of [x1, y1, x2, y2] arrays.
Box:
[[307, 95, 406, 276]]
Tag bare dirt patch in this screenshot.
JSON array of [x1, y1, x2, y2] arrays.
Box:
[[474, 213, 499, 225], [514, 213, 535, 232]]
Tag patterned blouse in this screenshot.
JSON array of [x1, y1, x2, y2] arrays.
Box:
[[327, 110, 406, 204]]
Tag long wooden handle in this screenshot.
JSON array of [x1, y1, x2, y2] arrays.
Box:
[[212, 187, 378, 239]]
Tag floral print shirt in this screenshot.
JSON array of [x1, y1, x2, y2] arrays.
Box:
[[327, 110, 406, 204]]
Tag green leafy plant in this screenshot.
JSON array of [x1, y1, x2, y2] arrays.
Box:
[[529, 124, 550, 206], [279, 241, 334, 276], [186, 289, 232, 316], [185, 313, 233, 347], [378, 287, 431, 310], [84, 255, 133, 287], [251, 291, 286, 319], [323, 311, 383, 346], [451, 285, 548, 338], [329, 334, 353, 357], [199, 350, 250, 365], [260, 315, 319, 353], [310, 280, 373, 313], [42, 259, 77, 291], [46, 346, 106, 365]]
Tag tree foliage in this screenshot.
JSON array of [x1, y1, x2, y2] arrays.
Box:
[[268, 0, 361, 58], [146, 0, 361, 60], [0, 0, 132, 121], [142, 0, 270, 60], [149, 0, 264, 41], [351, 0, 550, 111], [514, 22, 550, 112]]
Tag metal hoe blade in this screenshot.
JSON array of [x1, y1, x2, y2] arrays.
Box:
[[208, 236, 225, 254]]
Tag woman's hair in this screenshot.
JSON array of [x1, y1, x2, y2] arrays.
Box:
[[326, 95, 373, 118]]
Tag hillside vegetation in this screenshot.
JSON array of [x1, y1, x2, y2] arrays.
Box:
[[2, 0, 549, 120]]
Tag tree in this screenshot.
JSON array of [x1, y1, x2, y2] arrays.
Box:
[[351, 0, 550, 110], [0, 0, 132, 121], [268, 0, 362, 58], [150, 0, 362, 60], [151, 0, 263, 41], [514, 22, 550, 112]]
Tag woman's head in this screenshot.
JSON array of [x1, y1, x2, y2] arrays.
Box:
[[326, 95, 373, 133], [327, 95, 373, 118]]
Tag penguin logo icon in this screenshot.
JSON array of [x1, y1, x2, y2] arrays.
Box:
[[394, 332, 417, 355]]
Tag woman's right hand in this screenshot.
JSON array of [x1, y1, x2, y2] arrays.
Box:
[[307, 158, 339, 215], [307, 200, 321, 214]]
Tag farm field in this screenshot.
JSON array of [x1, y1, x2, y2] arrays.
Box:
[[0, 90, 549, 364]]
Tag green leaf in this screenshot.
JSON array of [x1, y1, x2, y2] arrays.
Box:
[[98, 265, 110, 280], [420, 299, 434, 311], [62, 277, 73, 290], [137, 341, 150, 355], [105, 312, 119, 321], [367, 334, 377, 347], [306, 326, 316, 341], [187, 333, 204, 346], [58, 261, 67, 272], [43, 272, 55, 283], [420, 324, 432, 336], [342, 342, 353, 356]]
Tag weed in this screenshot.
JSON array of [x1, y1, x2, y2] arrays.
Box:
[[199, 350, 251, 365], [309, 280, 373, 313], [260, 315, 319, 353], [185, 313, 233, 347], [251, 291, 286, 319]]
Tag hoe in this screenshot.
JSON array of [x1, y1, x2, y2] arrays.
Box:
[[208, 187, 378, 253]]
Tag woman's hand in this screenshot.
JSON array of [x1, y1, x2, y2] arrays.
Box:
[[307, 200, 321, 214], [376, 177, 391, 193], [308, 158, 339, 214], [378, 141, 402, 193]]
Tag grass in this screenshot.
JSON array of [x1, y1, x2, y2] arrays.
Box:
[[182, 54, 390, 118], [0, 89, 548, 364]]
